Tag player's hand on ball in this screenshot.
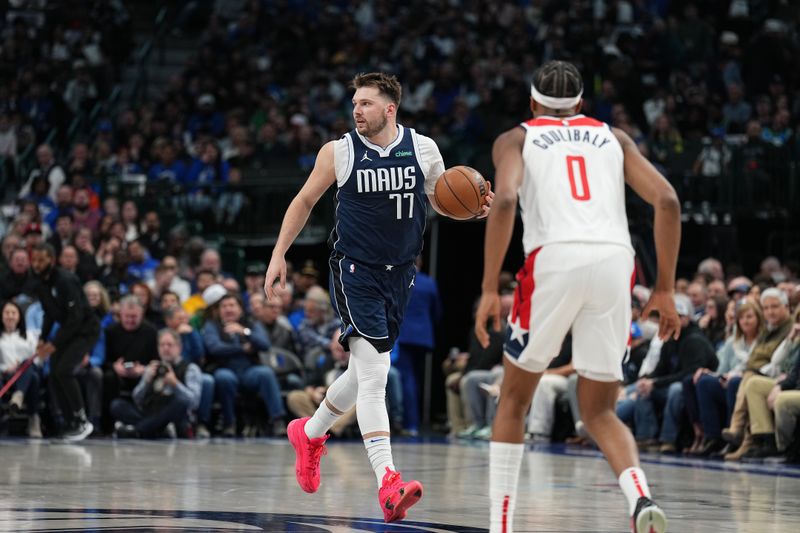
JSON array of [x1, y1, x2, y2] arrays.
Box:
[[642, 290, 681, 341], [475, 291, 502, 348], [264, 255, 287, 302], [476, 181, 494, 219]]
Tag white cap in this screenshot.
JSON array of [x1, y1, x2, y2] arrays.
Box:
[[202, 283, 227, 306], [674, 294, 693, 317]]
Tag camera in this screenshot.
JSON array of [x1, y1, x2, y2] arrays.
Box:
[[152, 362, 172, 394]]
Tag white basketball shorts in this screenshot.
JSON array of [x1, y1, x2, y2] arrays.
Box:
[[504, 242, 634, 382]]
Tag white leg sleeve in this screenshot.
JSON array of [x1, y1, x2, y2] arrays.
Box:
[[324, 363, 358, 413], [349, 337, 391, 435]]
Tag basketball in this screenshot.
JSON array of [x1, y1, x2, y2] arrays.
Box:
[[434, 165, 488, 220]]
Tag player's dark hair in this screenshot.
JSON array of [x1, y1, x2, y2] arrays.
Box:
[[350, 72, 402, 106], [531, 61, 583, 101]]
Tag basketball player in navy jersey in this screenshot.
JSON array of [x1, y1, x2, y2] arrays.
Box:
[[476, 61, 680, 533], [265, 72, 493, 523]]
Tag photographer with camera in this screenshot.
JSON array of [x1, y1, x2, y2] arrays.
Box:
[[110, 328, 202, 438]]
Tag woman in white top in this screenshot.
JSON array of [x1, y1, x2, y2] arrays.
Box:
[[691, 301, 764, 456], [0, 300, 42, 437]]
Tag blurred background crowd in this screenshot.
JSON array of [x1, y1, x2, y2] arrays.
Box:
[[1, 0, 799, 462]]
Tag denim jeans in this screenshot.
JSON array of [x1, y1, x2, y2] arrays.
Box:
[[197, 373, 214, 425], [462, 368, 503, 427], [110, 395, 191, 437], [633, 381, 684, 443], [696, 374, 742, 439], [214, 365, 286, 426], [1, 364, 40, 415]]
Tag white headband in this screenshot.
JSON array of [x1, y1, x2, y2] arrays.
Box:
[[530, 84, 583, 109]]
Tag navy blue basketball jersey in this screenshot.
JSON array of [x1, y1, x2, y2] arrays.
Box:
[[329, 125, 439, 266]]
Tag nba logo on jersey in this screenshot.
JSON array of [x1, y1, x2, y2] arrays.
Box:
[[349, 264, 355, 273]]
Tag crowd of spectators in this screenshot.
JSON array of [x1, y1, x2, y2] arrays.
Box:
[[1, 1, 800, 456], [4, 1, 800, 227], [449, 255, 800, 464]]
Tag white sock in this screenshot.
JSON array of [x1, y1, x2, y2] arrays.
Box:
[[489, 441, 524, 533], [618, 466, 652, 515], [365, 436, 394, 486], [304, 401, 341, 440]]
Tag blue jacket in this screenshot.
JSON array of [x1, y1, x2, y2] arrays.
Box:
[[202, 320, 270, 375], [397, 271, 442, 350]]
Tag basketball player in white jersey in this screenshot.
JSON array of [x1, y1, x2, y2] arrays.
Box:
[[476, 61, 681, 533]]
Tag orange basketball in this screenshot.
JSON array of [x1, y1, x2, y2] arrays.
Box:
[[434, 165, 488, 220]]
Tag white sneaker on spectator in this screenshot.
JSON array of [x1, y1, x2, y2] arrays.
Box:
[[163, 422, 177, 439], [457, 425, 481, 439], [195, 423, 211, 438], [63, 419, 93, 442], [28, 414, 42, 439], [474, 426, 492, 440]]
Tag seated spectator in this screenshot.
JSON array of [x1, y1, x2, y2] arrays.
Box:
[[99, 248, 140, 299], [202, 293, 285, 437], [120, 200, 140, 242], [0, 247, 37, 307], [18, 144, 65, 201], [250, 292, 297, 354], [111, 329, 203, 438], [690, 301, 763, 456], [287, 330, 357, 437], [527, 340, 574, 442], [43, 184, 73, 230], [617, 295, 716, 453], [47, 212, 74, 257], [698, 295, 729, 348], [79, 281, 114, 431], [738, 308, 800, 459], [456, 294, 513, 440], [723, 288, 794, 460], [71, 188, 102, 234], [0, 301, 42, 437], [127, 240, 159, 282], [131, 282, 163, 327], [159, 291, 181, 312], [687, 282, 708, 319], [58, 245, 81, 279], [296, 286, 340, 368], [184, 275, 222, 327], [150, 255, 191, 303], [103, 296, 159, 429], [443, 347, 470, 436], [198, 248, 232, 281], [138, 211, 167, 260], [148, 141, 187, 183], [164, 304, 213, 437]]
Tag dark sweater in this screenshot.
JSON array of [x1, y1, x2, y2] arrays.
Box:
[[650, 322, 717, 387], [104, 320, 159, 392], [36, 266, 99, 350]]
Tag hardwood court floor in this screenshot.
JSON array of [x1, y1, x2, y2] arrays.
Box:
[[0, 437, 799, 532]]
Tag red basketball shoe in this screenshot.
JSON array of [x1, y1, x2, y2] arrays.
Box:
[[378, 467, 423, 523], [287, 417, 329, 493]]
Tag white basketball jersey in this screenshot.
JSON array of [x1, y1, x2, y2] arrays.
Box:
[[518, 114, 633, 255]]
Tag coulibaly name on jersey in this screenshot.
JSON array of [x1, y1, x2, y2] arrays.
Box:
[[356, 166, 417, 193], [531, 128, 612, 150]]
